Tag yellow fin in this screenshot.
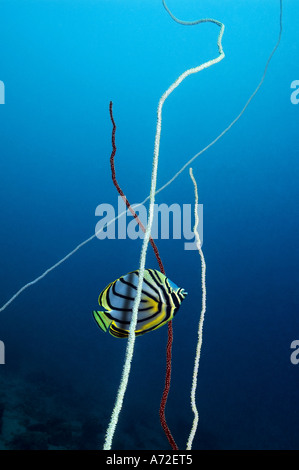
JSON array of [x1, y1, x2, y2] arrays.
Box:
[[92, 310, 112, 333]]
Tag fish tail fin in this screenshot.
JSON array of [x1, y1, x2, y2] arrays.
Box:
[[92, 310, 112, 333]]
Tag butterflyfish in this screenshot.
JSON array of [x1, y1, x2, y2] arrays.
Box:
[[93, 269, 187, 338]]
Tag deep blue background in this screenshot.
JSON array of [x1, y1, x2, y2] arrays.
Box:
[[0, 0, 298, 450]]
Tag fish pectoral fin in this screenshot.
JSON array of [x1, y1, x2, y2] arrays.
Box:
[[140, 295, 160, 313], [92, 310, 112, 333]]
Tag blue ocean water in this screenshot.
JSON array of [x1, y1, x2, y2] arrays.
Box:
[[0, 0, 298, 450]]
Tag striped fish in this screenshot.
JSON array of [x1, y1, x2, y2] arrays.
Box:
[[93, 269, 187, 338]]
